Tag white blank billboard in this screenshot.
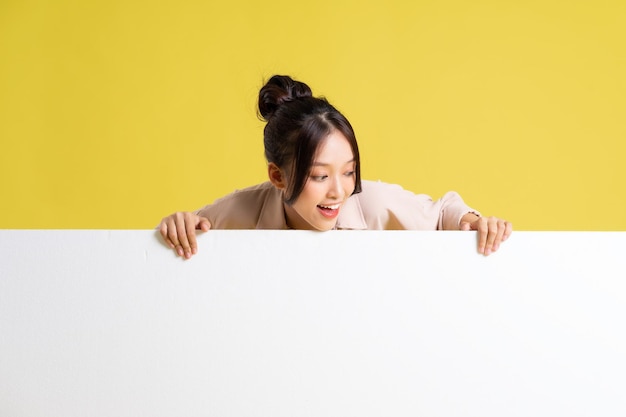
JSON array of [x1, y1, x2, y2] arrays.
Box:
[[1, 230, 625, 416]]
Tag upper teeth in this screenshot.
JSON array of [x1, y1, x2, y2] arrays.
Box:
[[320, 204, 340, 210]]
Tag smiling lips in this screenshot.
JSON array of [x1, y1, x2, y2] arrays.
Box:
[[317, 203, 341, 219]]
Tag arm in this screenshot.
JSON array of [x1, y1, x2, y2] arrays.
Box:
[[357, 181, 513, 254]]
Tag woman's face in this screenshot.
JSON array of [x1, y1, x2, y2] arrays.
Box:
[[284, 130, 356, 231]]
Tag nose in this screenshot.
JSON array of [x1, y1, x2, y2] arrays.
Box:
[[327, 175, 344, 199]]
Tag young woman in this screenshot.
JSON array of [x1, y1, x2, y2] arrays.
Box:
[[159, 75, 512, 259]]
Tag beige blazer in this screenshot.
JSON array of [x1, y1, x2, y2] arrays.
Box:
[[195, 180, 478, 230]]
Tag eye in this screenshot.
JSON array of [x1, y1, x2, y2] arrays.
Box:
[[311, 175, 328, 182], [344, 171, 355, 177]]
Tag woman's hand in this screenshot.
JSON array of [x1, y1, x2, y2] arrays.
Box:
[[460, 214, 512, 256], [159, 212, 211, 259]]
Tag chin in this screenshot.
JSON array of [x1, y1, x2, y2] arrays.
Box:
[[314, 222, 336, 232]]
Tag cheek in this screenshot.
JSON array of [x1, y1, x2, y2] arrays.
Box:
[[302, 182, 325, 200], [294, 186, 320, 209], [343, 176, 356, 193]]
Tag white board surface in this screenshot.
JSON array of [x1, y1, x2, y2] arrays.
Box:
[[1, 230, 625, 416]]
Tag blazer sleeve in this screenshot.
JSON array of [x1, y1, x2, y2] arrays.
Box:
[[356, 181, 480, 230]]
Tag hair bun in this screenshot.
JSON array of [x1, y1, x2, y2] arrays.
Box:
[[258, 75, 313, 121]]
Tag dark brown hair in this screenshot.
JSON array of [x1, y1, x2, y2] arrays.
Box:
[[258, 75, 362, 204]]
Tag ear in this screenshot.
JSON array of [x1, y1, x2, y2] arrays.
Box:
[[267, 163, 287, 190]]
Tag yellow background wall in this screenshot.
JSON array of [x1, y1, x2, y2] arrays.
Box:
[[1, 0, 624, 230]]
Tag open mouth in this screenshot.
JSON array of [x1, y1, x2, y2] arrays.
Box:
[[317, 203, 340, 219]]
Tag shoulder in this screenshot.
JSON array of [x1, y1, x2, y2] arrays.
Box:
[[196, 182, 282, 228], [211, 182, 278, 205]]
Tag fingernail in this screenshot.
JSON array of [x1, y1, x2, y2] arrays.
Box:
[[177, 247, 183, 256]]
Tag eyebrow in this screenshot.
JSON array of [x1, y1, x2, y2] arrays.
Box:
[[311, 158, 355, 167]]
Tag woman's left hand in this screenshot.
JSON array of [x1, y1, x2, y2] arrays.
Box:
[[460, 214, 513, 256]]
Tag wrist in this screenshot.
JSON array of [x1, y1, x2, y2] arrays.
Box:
[[459, 212, 480, 228]]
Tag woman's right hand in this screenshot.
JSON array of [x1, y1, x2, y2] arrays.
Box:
[[159, 212, 211, 259]]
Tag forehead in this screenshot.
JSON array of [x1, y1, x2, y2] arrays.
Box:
[[314, 130, 354, 164]]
